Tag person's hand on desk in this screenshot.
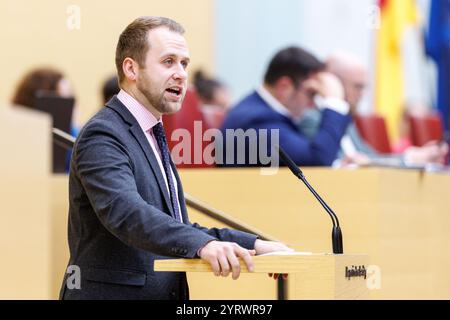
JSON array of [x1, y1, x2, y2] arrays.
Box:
[[198, 240, 255, 280], [404, 141, 449, 166], [340, 152, 372, 167], [254, 239, 294, 280]]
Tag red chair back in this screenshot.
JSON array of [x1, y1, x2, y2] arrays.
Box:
[[163, 88, 214, 168], [200, 108, 226, 129], [354, 114, 392, 154], [409, 114, 443, 147]]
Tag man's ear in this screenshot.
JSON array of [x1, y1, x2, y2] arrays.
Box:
[[274, 76, 295, 100], [122, 57, 139, 82]]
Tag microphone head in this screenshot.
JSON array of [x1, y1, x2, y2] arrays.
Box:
[[275, 145, 304, 178]]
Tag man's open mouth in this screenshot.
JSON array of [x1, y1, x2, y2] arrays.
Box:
[[166, 86, 182, 97]]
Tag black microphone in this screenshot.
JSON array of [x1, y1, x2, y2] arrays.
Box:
[[275, 145, 343, 254]]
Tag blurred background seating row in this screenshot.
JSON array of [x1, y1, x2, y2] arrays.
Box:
[[355, 112, 445, 155]]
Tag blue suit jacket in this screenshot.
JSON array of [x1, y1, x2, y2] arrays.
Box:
[[60, 96, 257, 300], [220, 91, 351, 166]]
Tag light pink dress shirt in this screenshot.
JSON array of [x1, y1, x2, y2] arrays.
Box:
[[117, 89, 182, 222]]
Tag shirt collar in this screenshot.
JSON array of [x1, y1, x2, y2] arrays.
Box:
[[117, 89, 161, 133], [256, 85, 292, 119]]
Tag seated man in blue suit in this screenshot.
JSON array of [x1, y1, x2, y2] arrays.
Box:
[[220, 46, 352, 167]]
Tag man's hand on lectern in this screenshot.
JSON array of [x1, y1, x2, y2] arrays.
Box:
[[254, 239, 294, 280], [254, 239, 293, 255], [198, 240, 256, 280]]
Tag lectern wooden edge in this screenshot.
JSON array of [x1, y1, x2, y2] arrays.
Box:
[[155, 254, 369, 300]]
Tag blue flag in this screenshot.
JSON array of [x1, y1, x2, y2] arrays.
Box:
[[426, 0, 450, 132]]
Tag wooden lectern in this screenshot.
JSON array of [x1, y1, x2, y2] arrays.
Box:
[[155, 254, 369, 300]]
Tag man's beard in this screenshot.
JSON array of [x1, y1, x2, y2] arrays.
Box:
[[137, 77, 184, 114]]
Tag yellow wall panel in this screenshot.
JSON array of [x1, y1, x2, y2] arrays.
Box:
[[0, 0, 214, 124]]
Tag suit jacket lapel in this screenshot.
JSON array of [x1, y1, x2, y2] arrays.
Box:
[[106, 97, 174, 217]]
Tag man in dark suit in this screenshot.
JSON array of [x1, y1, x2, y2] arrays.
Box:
[[60, 16, 291, 300], [220, 47, 352, 167]]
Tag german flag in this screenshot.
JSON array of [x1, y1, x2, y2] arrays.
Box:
[[375, 0, 419, 141]]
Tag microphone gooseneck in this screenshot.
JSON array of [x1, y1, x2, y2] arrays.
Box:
[[275, 145, 344, 254]]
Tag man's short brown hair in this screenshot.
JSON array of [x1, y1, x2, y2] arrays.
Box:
[[115, 16, 185, 83]]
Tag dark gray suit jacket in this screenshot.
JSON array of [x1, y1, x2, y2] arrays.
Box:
[[59, 96, 257, 300]]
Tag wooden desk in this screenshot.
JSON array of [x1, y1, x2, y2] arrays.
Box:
[[47, 168, 450, 299], [179, 168, 434, 299], [421, 172, 450, 299]]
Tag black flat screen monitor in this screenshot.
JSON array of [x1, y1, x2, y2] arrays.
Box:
[[35, 93, 75, 173]]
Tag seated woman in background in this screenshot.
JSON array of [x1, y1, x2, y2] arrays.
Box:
[[193, 70, 231, 128], [392, 102, 431, 154], [11, 67, 79, 172]]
